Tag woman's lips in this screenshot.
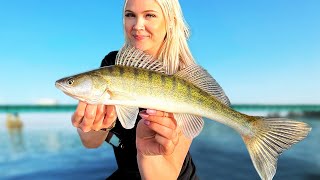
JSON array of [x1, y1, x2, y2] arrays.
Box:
[[133, 35, 148, 41]]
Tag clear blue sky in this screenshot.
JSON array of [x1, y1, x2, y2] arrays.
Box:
[[0, 0, 319, 104]]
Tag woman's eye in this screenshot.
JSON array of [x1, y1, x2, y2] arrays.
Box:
[[125, 13, 135, 18], [146, 14, 156, 18]]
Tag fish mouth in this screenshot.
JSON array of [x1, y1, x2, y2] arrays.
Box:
[[55, 81, 101, 103], [55, 81, 84, 101], [55, 80, 106, 104], [55, 81, 68, 92]]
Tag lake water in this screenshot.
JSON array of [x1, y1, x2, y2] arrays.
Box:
[[0, 112, 319, 180]]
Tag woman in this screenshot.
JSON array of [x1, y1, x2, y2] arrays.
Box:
[[72, 0, 198, 179]]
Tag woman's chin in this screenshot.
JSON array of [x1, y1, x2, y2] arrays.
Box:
[[129, 42, 156, 56], [131, 44, 146, 51]]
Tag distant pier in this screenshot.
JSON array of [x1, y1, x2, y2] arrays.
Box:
[[0, 104, 77, 113], [0, 104, 320, 113]]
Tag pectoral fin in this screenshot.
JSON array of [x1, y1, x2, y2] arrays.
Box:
[[174, 113, 204, 139], [103, 90, 138, 129], [115, 105, 139, 129]]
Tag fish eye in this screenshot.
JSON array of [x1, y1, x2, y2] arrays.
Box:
[[66, 78, 74, 85]]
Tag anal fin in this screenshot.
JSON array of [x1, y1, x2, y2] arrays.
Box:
[[174, 113, 204, 139]]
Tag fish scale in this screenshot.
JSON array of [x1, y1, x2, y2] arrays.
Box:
[[103, 65, 254, 135]]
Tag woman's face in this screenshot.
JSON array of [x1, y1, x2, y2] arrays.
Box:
[[124, 0, 167, 57]]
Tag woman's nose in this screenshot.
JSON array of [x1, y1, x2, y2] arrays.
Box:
[[133, 17, 145, 31]]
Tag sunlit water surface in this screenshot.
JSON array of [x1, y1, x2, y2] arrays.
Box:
[[0, 113, 319, 180]]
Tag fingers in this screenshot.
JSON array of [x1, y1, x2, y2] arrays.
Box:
[[143, 118, 178, 140], [71, 101, 87, 127], [103, 105, 117, 127], [71, 101, 117, 132], [139, 109, 181, 155], [91, 104, 106, 131], [155, 134, 177, 155], [140, 110, 176, 130], [79, 104, 97, 132], [146, 109, 174, 118]]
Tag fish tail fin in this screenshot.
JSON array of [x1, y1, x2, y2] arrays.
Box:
[[242, 117, 311, 180]]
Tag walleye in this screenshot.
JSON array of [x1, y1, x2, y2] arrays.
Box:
[[55, 46, 311, 180]]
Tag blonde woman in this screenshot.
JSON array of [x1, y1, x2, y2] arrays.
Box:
[[72, 0, 201, 179]]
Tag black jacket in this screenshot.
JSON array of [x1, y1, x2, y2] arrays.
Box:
[[101, 51, 198, 180]]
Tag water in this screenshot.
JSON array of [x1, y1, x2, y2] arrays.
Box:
[[191, 116, 320, 180], [0, 113, 117, 180], [0, 112, 319, 180]]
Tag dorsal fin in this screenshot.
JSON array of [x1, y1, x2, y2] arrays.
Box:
[[115, 45, 166, 73], [175, 64, 231, 106]]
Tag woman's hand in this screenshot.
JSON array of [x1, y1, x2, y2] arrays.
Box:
[[71, 101, 117, 148], [136, 109, 181, 156], [136, 109, 191, 179], [72, 101, 117, 132]]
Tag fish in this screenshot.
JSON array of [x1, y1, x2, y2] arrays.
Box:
[[55, 46, 311, 180]]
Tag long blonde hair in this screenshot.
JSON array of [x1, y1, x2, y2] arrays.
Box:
[[122, 0, 195, 74]]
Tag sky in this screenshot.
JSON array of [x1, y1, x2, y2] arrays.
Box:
[[0, 0, 319, 105]]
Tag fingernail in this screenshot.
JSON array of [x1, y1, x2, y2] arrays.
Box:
[[146, 109, 156, 115], [82, 127, 89, 133], [139, 112, 149, 119], [144, 120, 150, 126], [72, 122, 79, 127]]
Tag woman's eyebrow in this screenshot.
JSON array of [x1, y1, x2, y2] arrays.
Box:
[[143, 10, 159, 13], [125, 9, 159, 13]]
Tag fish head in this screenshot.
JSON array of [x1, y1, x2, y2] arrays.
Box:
[[55, 71, 109, 104]]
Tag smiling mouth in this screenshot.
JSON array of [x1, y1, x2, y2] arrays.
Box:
[[133, 35, 148, 41]]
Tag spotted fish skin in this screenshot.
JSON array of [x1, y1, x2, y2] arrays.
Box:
[[55, 47, 311, 180]]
